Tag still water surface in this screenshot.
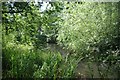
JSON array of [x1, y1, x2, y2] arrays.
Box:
[[45, 43, 118, 78]]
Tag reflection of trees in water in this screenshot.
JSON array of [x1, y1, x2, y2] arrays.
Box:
[[76, 62, 118, 78], [45, 44, 119, 78]]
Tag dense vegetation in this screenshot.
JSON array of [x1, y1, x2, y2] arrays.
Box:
[[2, 1, 120, 79]]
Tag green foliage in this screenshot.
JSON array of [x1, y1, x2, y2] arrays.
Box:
[[2, 2, 120, 78], [33, 54, 78, 78], [57, 2, 120, 77], [57, 2, 119, 57], [2, 42, 78, 78], [3, 43, 37, 78], [2, 2, 62, 45]]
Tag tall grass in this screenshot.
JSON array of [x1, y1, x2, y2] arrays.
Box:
[[2, 42, 78, 78]]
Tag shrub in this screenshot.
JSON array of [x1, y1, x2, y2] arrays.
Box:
[[57, 2, 119, 58], [2, 42, 78, 78]]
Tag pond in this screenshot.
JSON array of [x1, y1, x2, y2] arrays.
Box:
[[45, 43, 118, 78]]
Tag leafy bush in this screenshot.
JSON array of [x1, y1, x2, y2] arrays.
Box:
[[57, 2, 120, 78], [33, 53, 78, 78], [2, 42, 78, 78], [3, 43, 39, 78], [57, 2, 119, 58]]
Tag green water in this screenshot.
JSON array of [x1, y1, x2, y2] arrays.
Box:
[[46, 43, 118, 78]]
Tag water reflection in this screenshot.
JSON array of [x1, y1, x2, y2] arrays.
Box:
[[41, 43, 118, 78]]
